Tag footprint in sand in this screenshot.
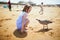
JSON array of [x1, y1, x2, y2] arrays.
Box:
[[4, 29, 7, 32], [0, 25, 2, 27], [5, 35, 10, 37], [29, 27, 33, 30], [0, 19, 4, 22], [0, 18, 12, 22], [49, 32, 54, 37], [4, 35, 12, 39], [4, 18, 12, 20], [6, 28, 8, 29], [5, 35, 12, 37]]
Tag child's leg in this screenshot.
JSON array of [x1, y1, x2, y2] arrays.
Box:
[[21, 24, 25, 33], [21, 19, 29, 33], [24, 19, 29, 30]]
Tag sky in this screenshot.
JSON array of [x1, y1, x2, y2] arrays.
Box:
[[0, 0, 60, 4]]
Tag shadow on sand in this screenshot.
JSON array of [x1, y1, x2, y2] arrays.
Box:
[[36, 28, 52, 33], [13, 29, 27, 38]]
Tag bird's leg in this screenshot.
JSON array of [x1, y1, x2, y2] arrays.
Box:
[[46, 25, 48, 30], [43, 25, 45, 30]]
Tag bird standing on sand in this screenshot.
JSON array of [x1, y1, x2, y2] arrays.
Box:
[[36, 19, 53, 30]]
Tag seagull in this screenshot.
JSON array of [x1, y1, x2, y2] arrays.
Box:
[[36, 19, 53, 30]]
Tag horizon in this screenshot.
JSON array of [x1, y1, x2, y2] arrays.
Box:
[[0, 0, 60, 5]]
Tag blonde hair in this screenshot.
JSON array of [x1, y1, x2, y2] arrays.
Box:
[[22, 4, 31, 12]]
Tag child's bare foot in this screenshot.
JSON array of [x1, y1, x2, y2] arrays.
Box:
[[20, 31, 27, 35], [25, 28, 28, 30], [25, 27, 28, 30]]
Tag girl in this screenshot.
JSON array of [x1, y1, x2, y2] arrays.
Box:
[[16, 4, 32, 33]]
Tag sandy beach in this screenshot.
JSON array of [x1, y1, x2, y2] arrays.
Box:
[[0, 4, 60, 40]]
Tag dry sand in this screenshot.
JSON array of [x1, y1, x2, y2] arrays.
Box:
[[0, 4, 60, 40]]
